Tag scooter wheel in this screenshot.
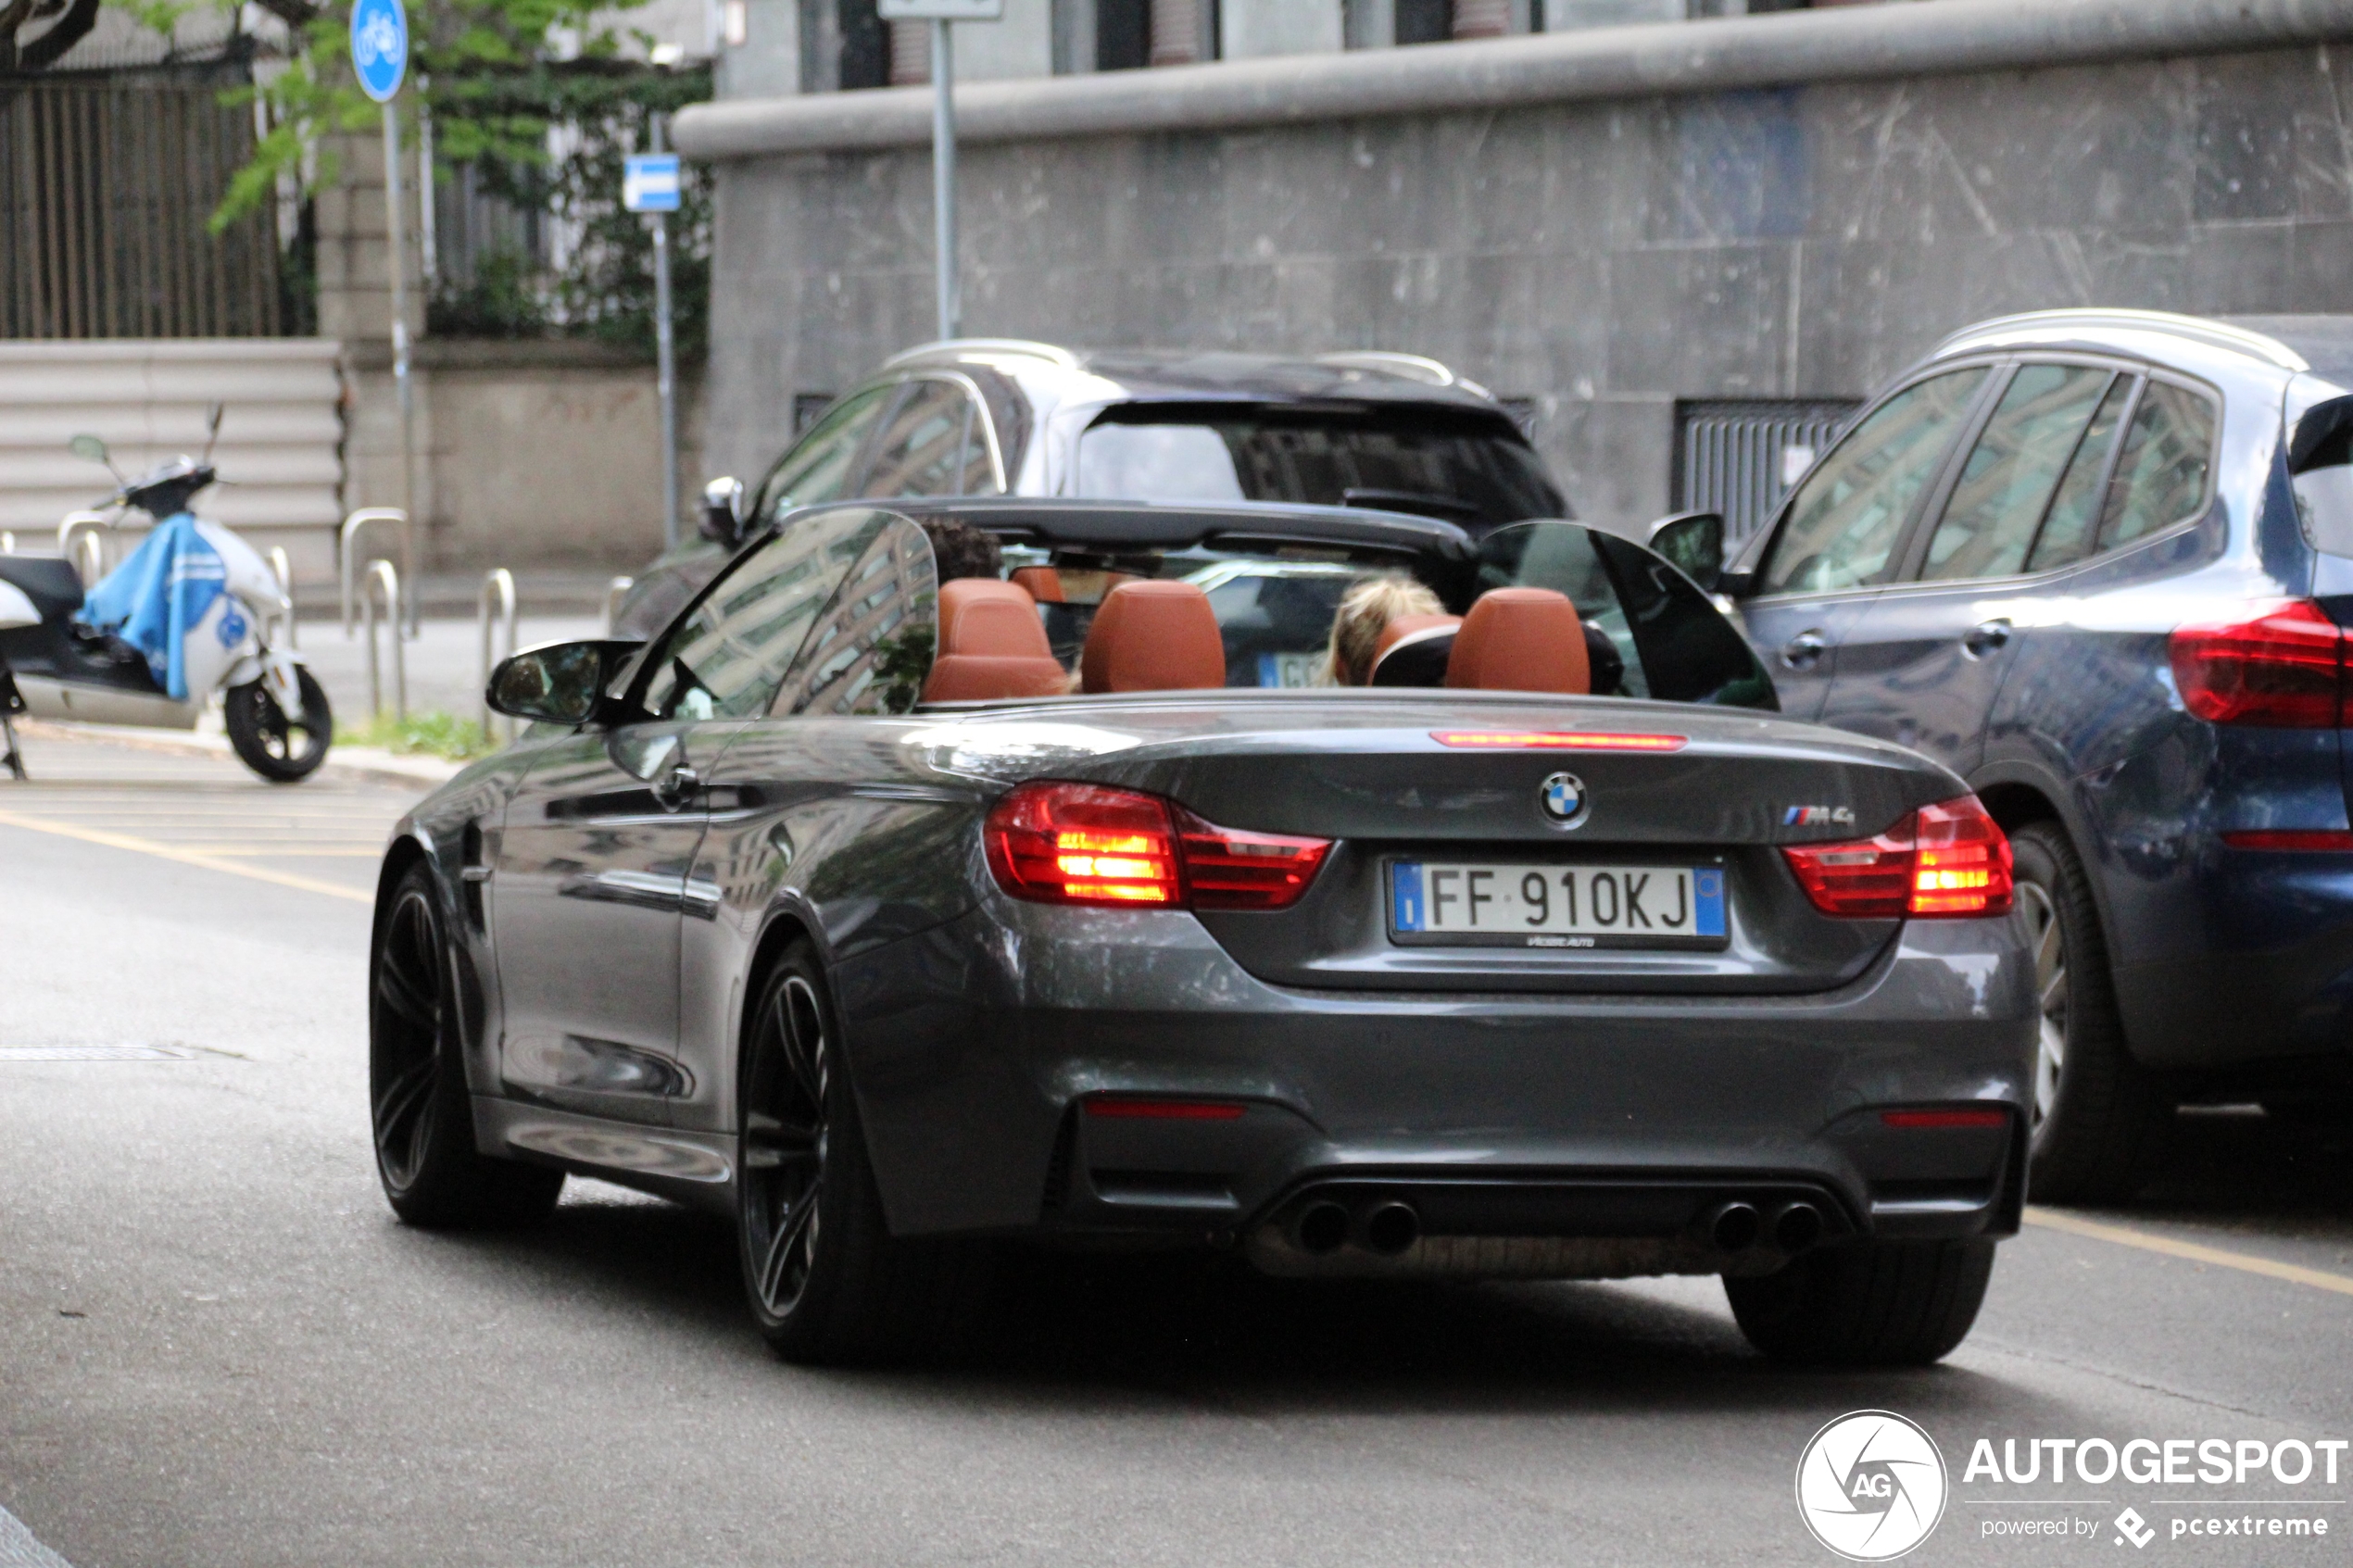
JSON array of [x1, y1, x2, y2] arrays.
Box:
[[225, 669, 332, 783]]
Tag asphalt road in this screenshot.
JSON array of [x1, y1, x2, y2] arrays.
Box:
[[4, 730, 2351, 1567]]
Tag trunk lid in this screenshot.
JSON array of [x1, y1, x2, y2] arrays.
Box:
[[921, 691, 1971, 995]]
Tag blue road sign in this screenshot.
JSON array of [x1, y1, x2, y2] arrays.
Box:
[[350, 0, 409, 103], [623, 154, 682, 214]]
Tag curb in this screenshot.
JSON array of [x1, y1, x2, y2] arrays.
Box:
[[16, 719, 465, 790]]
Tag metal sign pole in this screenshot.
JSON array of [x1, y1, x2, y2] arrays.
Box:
[[931, 17, 957, 341], [355, 0, 416, 634], [382, 101, 417, 634], [650, 114, 679, 550]]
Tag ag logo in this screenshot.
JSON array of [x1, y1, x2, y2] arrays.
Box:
[[1538, 771, 1586, 827], [1795, 1411, 1947, 1561]]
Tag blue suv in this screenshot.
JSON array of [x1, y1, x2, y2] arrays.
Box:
[[1714, 309, 2353, 1199]]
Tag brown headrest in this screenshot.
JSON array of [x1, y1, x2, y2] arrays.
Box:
[[1446, 588, 1591, 695], [1368, 613, 1463, 687], [1009, 566, 1064, 604], [922, 578, 1068, 703], [1080, 579, 1227, 693]]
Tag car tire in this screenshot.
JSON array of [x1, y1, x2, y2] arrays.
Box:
[[224, 668, 332, 784], [736, 942, 990, 1364], [371, 861, 565, 1227], [2009, 822, 2171, 1203], [1724, 1238, 1994, 1366]]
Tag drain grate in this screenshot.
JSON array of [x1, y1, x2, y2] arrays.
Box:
[[0, 1045, 198, 1062]]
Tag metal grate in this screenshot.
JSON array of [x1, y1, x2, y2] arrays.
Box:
[[0, 70, 283, 339], [1675, 398, 1860, 544]]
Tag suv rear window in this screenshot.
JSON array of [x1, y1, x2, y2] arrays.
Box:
[[1075, 404, 1564, 534]]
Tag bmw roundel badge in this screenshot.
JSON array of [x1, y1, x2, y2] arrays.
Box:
[[1539, 771, 1587, 827]]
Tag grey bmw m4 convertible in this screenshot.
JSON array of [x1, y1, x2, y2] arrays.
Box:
[[370, 498, 2035, 1366]]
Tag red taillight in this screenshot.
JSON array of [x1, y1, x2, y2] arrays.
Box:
[[2170, 599, 2348, 727], [1881, 1108, 2009, 1130], [1174, 810, 1331, 910], [985, 782, 1331, 911], [1431, 730, 1689, 752], [1083, 1098, 1246, 1121], [2222, 828, 2353, 850], [985, 783, 1181, 906], [1782, 795, 2013, 920]]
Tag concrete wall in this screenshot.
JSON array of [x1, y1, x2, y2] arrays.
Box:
[[691, 0, 2353, 531]]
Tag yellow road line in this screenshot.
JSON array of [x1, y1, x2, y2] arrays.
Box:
[[2026, 1207, 2353, 1299], [0, 807, 374, 904]]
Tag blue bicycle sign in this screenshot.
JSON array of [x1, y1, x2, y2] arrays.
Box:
[[350, 0, 409, 103]]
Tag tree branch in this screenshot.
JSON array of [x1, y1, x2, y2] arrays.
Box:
[[248, 0, 321, 29]]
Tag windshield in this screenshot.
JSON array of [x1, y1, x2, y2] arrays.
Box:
[[1074, 404, 1564, 534]]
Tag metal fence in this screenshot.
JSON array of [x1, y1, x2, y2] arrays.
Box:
[[1674, 398, 1860, 544], [0, 70, 283, 339]]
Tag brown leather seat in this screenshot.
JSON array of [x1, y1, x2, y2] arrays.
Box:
[[1009, 566, 1065, 604], [921, 579, 1069, 702], [1366, 613, 1463, 686], [1080, 579, 1227, 693], [1445, 588, 1591, 694]]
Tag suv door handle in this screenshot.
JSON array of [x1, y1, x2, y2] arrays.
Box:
[[1963, 619, 2013, 658], [651, 765, 700, 812], [1780, 631, 1829, 671]]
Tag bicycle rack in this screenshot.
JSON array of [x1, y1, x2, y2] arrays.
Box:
[[362, 559, 407, 721], [478, 567, 518, 741], [603, 575, 635, 636], [267, 546, 298, 650], [340, 508, 412, 641]]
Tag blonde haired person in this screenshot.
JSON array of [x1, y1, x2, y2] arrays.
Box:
[[1319, 573, 1445, 686]]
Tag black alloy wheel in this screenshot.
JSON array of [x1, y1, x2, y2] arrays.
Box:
[[371, 862, 564, 1226], [735, 943, 991, 1363], [740, 971, 832, 1323], [225, 668, 332, 783], [2007, 822, 2172, 1203]]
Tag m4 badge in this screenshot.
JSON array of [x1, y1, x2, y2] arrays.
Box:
[[1784, 805, 1856, 827]]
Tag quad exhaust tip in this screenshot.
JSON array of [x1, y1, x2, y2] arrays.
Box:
[[1771, 1200, 1824, 1253], [1360, 1201, 1420, 1256], [1707, 1200, 1762, 1252], [1293, 1200, 1349, 1256]]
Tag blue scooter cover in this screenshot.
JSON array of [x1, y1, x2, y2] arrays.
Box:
[[75, 512, 228, 702]]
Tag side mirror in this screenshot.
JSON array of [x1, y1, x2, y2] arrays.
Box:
[[486, 639, 642, 727], [69, 433, 109, 466], [1644, 510, 1726, 591], [700, 476, 747, 547]]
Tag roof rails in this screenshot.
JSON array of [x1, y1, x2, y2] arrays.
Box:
[[1312, 350, 1495, 400], [882, 338, 1084, 371], [1930, 308, 2309, 372]]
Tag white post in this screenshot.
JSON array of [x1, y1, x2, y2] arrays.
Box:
[[931, 17, 958, 340], [418, 77, 438, 290]]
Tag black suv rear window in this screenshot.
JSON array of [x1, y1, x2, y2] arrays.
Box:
[[1076, 403, 1564, 534]]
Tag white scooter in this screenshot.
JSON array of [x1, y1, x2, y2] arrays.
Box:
[[0, 427, 331, 783]]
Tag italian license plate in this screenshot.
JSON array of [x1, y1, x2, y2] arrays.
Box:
[[1387, 860, 1729, 949], [1255, 651, 1323, 688]]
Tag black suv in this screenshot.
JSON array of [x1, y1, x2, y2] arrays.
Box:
[[612, 339, 1564, 636]]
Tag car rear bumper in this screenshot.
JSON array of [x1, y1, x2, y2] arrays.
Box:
[[832, 898, 2035, 1275], [2108, 850, 2353, 1078]]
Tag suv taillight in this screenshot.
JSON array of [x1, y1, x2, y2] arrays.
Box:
[[1781, 795, 2014, 919], [2169, 599, 2348, 727], [985, 782, 1330, 911]]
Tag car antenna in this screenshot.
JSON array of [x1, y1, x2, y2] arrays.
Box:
[[200, 402, 224, 465]]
